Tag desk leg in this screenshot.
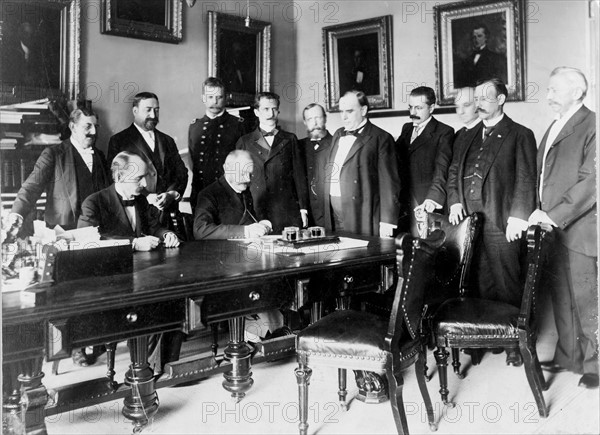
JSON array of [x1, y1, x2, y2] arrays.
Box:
[[123, 337, 159, 433], [222, 317, 254, 402], [2, 354, 48, 435]]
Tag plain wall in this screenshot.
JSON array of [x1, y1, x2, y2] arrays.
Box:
[[81, 0, 297, 155], [294, 0, 595, 142]]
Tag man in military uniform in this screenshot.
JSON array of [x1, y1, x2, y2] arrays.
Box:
[[188, 77, 245, 210]]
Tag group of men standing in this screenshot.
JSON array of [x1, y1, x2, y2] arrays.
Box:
[[5, 66, 596, 388]]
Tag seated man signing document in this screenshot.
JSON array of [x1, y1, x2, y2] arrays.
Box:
[[193, 150, 272, 240], [78, 151, 180, 250]]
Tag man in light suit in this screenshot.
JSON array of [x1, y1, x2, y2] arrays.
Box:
[[194, 150, 271, 240], [316, 90, 401, 237], [235, 92, 308, 233], [395, 87, 454, 232], [9, 108, 110, 232], [299, 103, 333, 225], [107, 92, 188, 226], [528, 67, 597, 389], [447, 78, 537, 366]]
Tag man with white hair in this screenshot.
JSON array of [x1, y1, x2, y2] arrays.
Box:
[[528, 67, 597, 389]]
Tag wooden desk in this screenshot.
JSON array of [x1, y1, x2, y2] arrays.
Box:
[[2, 235, 395, 434]]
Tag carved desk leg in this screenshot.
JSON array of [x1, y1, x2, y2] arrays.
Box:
[[123, 337, 159, 433], [2, 353, 48, 435], [222, 317, 254, 402], [105, 342, 118, 390]]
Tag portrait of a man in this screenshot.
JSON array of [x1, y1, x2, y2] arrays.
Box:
[[337, 34, 380, 96], [452, 13, 508, 87], [0, 5, 62, 92], [218, 29, 257, 95]]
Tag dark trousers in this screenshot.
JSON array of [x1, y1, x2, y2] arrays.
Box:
[[330, 196, 344, 231], [146, 331, 185, 376], [543, 242, 598, 375]]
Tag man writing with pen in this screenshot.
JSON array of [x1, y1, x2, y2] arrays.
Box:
[[78, 151, 180, 250], [193, 150, 272, 240]]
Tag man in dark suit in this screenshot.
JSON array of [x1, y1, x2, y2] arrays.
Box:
[[188, 77, 245, 210], [299, 103, 333, 225], [315, 90, 401, 237], [10, 108, 110, 232], [194, 150, 272, 240], [395, 86, 454, 232], [107, 92, 188, 226], [527, 67, 597, 389], [78, 151, 180, 250], [78, 151, 180, 376], [447, 78, 537, 366], [455, 24, 508, 87], [417, 87, 482, 233], [235, 92, 308, 233]]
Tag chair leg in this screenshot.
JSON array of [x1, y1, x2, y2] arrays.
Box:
[[422, 342, 431, 381], [295, 364, 313, 435], [451, 348, 464, 379], [338, 368, 348, 410], [531, 348, 549, 391], [520, 342, 549, 418], [415, 353, 438, 431], [385, 363, 409, 435], [211, 323, 219, 358], [433, 346, 454, 407], [51, 360, 60, 375]]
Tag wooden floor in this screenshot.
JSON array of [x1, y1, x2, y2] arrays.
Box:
[[42, 309, 599, 435]]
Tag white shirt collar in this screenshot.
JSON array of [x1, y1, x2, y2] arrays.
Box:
[[225, 177, 243, 194], [483, 113, 504, 128], [206, 110, 225, 120], [115, 184, 135, 201], [133, 122, 155, 138], [465, 118, 482, 130], [555, 102, 583, 122], [413, 116, 433, 131]]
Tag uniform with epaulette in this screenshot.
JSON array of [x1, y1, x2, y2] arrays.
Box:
[[188, 112, 245, 210]]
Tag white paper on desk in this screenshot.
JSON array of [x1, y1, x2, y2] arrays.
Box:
[[242, 236, 369, 255]]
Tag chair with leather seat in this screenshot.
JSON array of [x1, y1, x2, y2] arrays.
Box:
[[430, 225, 550, 418], [294, 231, 445, 435]]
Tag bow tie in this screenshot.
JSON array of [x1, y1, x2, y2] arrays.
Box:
[[261, 129, 277, 137], [121, 198, 136, 207], [343, 129, 358, 136], [79, 147, 94, 155]]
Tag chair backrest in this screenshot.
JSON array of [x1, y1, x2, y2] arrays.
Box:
[[426, 212, 480, 297], [385, 231, 445, 352], [170, 211, 195, 241], [518, 225, 551, 332]]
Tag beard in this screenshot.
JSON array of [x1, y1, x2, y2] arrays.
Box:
[[144, 117, 158, 130], [308, 127, 326, 139]]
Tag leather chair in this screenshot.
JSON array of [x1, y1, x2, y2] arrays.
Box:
[[430, 225, 550, 418], [294, 231, 445, 435]]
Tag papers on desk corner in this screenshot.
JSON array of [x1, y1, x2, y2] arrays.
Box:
[[53, 226, 130, 250], [239, 236, 368, 255]]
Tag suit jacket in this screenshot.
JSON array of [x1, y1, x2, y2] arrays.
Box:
[[11, 139, 110, 230], [188, 111, 245, 209], [78, 184, 168, 241], [538, 105, 596, 256], [455, 47, 508, 88], [447, 115, 537, 231], [299, 132, 333, 225], [235, 128, 308, 233], [315, 121, 402, 236], [107, 124, 188, 200], [395, 117, 455, 207], [193, 176, 256, 240]]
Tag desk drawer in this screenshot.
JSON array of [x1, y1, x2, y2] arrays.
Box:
[[47, 300, 185, 360], [200, 282, 292, 324]]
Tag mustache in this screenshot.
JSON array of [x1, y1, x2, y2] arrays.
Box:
[[409, 115, 420, 120], [476, 108, 488, 114], [310, 126, 325, 132]]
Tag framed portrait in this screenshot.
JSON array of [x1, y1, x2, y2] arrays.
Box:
[[323, 15, 393, 112], [434, 0, 526, 105], [100, 0, 183, 44], [207, 11, 271, 108], [0, 0, 80, 104]]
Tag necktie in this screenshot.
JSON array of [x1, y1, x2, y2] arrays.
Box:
[[343, 129, 357, 136], [261, 129, 277, 137], [410, 126, 420, 144], [121, 198, 135, 207], [483, 126, 495, 141]]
